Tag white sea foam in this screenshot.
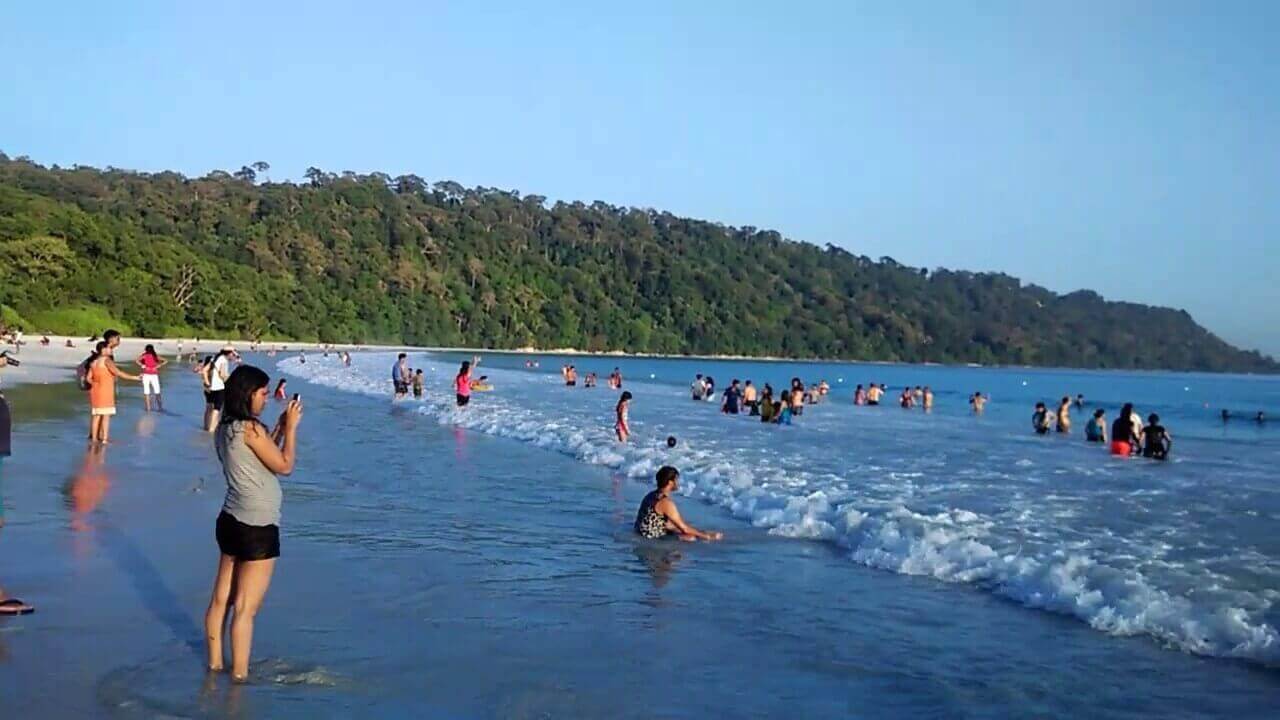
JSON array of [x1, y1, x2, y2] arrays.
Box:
[[280, 353, 1280, 668]]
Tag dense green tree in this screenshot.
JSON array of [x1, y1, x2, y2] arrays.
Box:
[[0, 155, 1273, 372]]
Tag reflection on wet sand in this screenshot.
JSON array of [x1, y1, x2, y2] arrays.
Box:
[[65, 444, 110, 533]]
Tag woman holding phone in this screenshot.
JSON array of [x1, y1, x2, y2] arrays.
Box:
[[203, 365, 302, 682]]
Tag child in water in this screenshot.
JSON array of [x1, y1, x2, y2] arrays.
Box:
[[412, 369, 424, 398]]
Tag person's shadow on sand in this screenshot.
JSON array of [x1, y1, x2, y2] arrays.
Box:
[[65, 445, 204, 657]]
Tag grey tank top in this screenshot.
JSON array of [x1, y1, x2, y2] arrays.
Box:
[[215, 420, 283, 526]]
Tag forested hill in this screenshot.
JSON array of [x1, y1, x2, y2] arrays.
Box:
[[0, 155, 1274, 372]]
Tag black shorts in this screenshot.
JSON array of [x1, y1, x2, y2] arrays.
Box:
[[456, 394, 470, 407], [394, 381, 409, 395], [413, 388, 423, 397], [216, 511, 280, 561], [205, 389, 225, 410]]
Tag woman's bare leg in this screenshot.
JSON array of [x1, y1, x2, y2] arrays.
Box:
[[229, 558, 276, 680], [204, 554, 237, 671], [99, 415, 112, 444]]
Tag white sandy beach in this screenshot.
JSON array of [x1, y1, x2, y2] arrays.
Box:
[[0, 335, 352, 389]]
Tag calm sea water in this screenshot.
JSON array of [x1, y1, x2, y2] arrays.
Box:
[[1, 352, 1278, 717]]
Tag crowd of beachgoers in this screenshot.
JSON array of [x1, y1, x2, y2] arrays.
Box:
[[0, 326, 1270, 682]]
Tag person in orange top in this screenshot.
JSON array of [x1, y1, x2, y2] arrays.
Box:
[[86, 340, 140, 444]]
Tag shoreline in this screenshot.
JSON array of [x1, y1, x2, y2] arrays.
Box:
[[4, 335, 1276, 392]]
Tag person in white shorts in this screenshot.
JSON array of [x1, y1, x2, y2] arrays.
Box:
[[136, 344, 168, 412]]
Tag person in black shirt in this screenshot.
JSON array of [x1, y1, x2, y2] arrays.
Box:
[[1110, 403, 1138, 455], [721, 379, 742, 415], [1141, 414, 1172, 460]]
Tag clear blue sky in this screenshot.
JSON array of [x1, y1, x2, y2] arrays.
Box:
[[3, 1, 1277, 356]]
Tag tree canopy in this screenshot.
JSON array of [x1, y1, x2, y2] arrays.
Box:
[[0, 154, 1273, 372]]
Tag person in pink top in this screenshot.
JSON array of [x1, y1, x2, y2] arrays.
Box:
[[455, 356, 479, 407], [136, 344, 168, 412]]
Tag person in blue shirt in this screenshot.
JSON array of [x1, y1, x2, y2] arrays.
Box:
[[391, 353, 410, 399]]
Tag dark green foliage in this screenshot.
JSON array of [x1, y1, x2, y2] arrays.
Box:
[[0, 155, 1273, 372]]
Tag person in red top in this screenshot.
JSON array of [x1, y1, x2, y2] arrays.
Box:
[[455, 356, 479, 407], [136, 344, 168, 412]]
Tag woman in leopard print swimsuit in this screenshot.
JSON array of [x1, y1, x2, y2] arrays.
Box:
[[634, 466, 724, 542]]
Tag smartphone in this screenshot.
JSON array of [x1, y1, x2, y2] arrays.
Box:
[[292, 393, 301, 402]]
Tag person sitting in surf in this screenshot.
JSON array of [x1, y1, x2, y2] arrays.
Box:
[[634, 466, 722, 542]]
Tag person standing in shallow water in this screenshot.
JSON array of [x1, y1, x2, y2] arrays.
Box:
[[392, 353, 410, 400], [615, 391, 632, 442], [1111, 403, 1139, 456], [136, 344, 168, 412], [634, 466, 723, 542], [455, 356, 479, 407], [1141, 414, 1173, 460], [1, 352, 34, 615], [204, 365, 302, 682], [86, 340, 141, 444], [1085, 409, 1107, 443]]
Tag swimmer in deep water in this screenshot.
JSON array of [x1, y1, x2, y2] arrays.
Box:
[[971, 392, 986, 414], [615, 391, 632, 442], [1141, 413, 1173, 460], [634, 466, 722, 542]]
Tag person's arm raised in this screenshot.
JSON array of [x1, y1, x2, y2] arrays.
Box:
[[244, 399, 302, 475]]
